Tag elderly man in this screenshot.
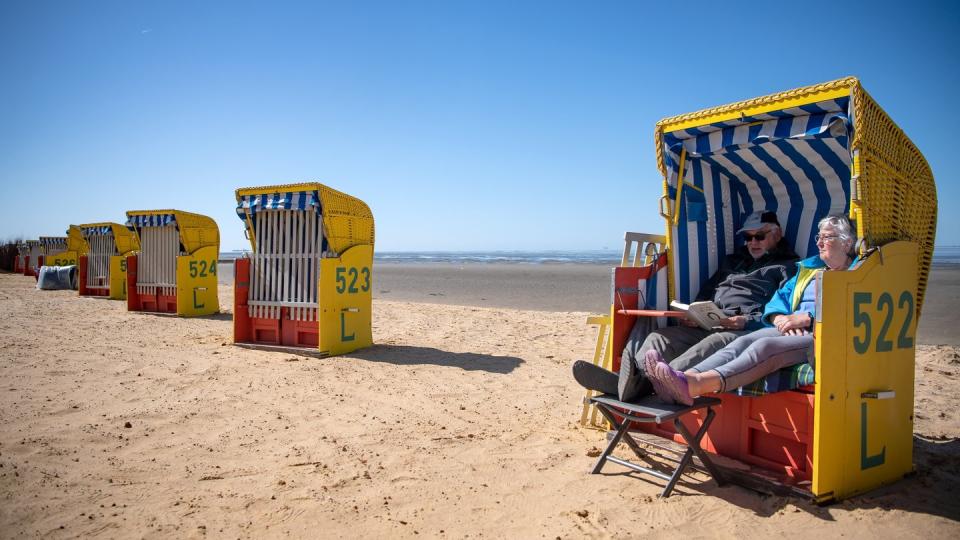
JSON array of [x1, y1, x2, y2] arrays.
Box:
[[573, 211, 799, 401]]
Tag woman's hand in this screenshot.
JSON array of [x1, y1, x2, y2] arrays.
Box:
[[717, 315, 747, 330], [772, 313, 811, 335]]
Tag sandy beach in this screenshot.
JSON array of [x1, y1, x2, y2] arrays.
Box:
[[2, 266, 959, 538]]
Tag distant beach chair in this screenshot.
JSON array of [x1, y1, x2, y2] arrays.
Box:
[[125, 209, 220, 316], [586, 77, 936, 502], [74, 223, 140, 300], [22, 240, 42, 277], [37, 236, 68, 266], [14, 241, 28, 274], [233, 182, 375, 357]]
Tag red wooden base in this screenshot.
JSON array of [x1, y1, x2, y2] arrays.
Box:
[[126, 255, 176, 313], [232, 258, 319, 349], [78, 256, 109, 297], [632, 388, 814, 481]]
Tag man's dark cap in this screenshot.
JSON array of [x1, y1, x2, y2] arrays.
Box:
[[737, 211, 781, 233]]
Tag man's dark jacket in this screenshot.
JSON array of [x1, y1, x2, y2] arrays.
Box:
[[694, 239, 799, 330]]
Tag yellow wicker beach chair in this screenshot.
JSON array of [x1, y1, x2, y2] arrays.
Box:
[[233, 182, 375, 357], [73, 223, 140, 300], [124, 209, 220, 316], [588, 77, 936, 502]]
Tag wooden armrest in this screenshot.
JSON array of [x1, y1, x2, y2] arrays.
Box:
[[617, 309, 685, 318]]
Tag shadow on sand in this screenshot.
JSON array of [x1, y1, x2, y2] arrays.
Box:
[[349, 344, 523, 374], [128, 310, 233, 322], [675, 435, 960, 522]]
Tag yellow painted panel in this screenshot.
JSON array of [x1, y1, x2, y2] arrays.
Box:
[[111, 224, 140, 256], [812, 241, 917, 501], [46, 250, 79, 267], [319, 244, 373, 356], [109, 255, 128, 300], [66, 226, 89, 255], [175, 245, 220, 317]]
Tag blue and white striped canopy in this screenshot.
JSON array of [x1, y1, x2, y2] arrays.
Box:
[[235, 191, 322, 220], [236, 190, 328, 252], [81, 226, 113, 236], [664, 97, 852, 302], [39, 236, 67, 248], [126, 213, 176, 229]]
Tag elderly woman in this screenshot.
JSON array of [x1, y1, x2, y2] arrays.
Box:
[[647, 214, 857, 406]]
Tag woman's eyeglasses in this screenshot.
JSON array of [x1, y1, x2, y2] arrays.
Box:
[[742, 232, 766, 242], [815, 234, 839, 244]]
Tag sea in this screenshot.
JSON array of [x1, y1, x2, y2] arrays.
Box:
[[932, 246, 960, 265], [218, 249, 623, 265], [218, 246, 960, 266]]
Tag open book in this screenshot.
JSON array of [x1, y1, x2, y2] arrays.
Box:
[[669, 300, 728, 331]]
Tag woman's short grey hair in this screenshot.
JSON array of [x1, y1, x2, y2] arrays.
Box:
[[818, 214, 856, 246]]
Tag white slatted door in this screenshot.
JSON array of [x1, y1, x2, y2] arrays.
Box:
[[136, 226, 180, 296], [87, 233, 116, 290], [248, 210, 322, 321]]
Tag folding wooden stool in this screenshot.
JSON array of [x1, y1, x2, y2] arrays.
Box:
[[590, 394, 725, 497]]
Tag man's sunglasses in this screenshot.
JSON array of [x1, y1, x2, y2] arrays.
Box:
[[742, 232, 767, 242]]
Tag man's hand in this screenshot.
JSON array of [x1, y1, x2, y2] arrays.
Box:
[[717, 315, 747, 330], [772, 313, 812, 335], [678, 315, 698, 327]]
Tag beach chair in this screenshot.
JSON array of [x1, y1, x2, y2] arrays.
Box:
[[589, 77, 936, 502], [36, 236, 68, 273], [23, 240, 42, 277], [233, 182, 375, 357], [75, 223, 140, 300], [125, 210, 220, 316], [14, 242, 27, 274]]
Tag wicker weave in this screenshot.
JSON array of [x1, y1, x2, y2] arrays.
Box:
[[653, 77, 936, 315], [849, 85, 937, 314], [316, 184, 375, 253]]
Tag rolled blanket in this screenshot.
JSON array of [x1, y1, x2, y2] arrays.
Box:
[[37, 265, 78, 290]]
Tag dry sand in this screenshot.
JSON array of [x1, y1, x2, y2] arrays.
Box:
[[1, 271, 959, 538]]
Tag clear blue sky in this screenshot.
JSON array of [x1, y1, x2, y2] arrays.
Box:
[[1, 0, 957, 251]]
